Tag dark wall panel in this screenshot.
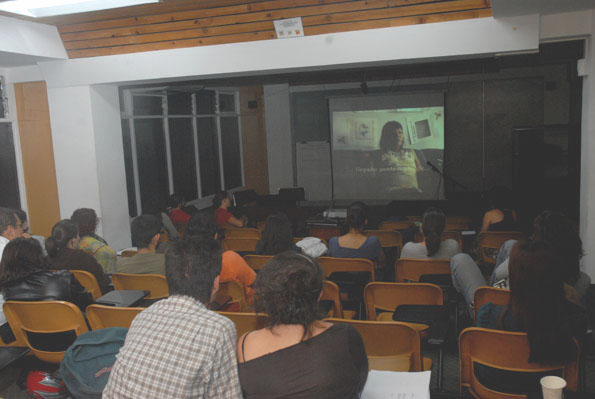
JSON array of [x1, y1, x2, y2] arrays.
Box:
[[0, 123, 21, 209]]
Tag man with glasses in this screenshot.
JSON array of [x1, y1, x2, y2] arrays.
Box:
[[0, 207, 24, 261]]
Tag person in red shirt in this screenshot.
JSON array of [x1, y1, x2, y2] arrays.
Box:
[[213, 191, 247, 227], [167, 193, 191, 226]]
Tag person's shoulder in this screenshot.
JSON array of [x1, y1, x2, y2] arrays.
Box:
[[222, 250, 244, 263], [365, 236, 381, 245], [442, 239, 461, 251], [328, 322, 363, 341]]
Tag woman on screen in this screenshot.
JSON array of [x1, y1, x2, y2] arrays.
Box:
[[374, 121, 422, 192]]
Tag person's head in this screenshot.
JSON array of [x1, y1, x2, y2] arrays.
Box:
[[167, 193, 185, 210], [0, 238, 46, 286], [532, 211, 583, 284], [165, 237, 222, 304], [45, 220, 79, 257], [256, 212, 294, 255], [507, 240, 576, 364], [379, 121, 404, 152], [488, 186, 513, 210], [347, 202, 367, 231], [421, 207, 446, 257], [14, 210, 29, 235], [212, 191, 230, 209], [185, 212, 218, 240], [131, 215, 162, 250], [253, 252, 324, 338], [0, 208, 23, 240], [70, 208, 98, 237]]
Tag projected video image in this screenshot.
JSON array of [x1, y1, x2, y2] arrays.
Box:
[[332, 107, 445, 200]]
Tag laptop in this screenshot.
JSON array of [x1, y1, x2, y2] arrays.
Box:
[[95, 290, 149, 307]]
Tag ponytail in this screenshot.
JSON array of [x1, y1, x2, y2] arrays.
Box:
[[421, 207, 446, 257], [46, 220, 79, 257]]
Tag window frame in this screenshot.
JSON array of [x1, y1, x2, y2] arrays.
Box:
[[121, 87, 244, 215]]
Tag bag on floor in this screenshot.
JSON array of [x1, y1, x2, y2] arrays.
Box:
[[58, 327, 127, 399]]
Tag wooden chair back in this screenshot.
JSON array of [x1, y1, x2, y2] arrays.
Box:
[[395, 258, 451, 283], [86, 304, 144, 330], [308, 226, 341, 241], [70, 270, 102, 301], [378, 221, 414, 230], [441, 231, 463, 249], [321, 280, 343, 318], [459, 327, 579, 398], [3, 301, 88, 363], [160, 229, 170, 243], [406, 216, 421, 222], [473, 286, 511, 321], [218, 281, 248, 312], [477, 231, 524, 266], [243, 254, 273, 272], [112, 273, 169, 299], [364, 282, 443, 321], [326, 318, 423, 371], [317, 257, 375, 281], [363, 230, 403, 250], [221, 238, 259, 253], [445, 221, 470, 231], [218, 312, 267, 337], [120, 250, 138, 258], [223, 228, 262, 239]]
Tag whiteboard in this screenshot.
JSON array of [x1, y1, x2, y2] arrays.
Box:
[[296, 141, 332, 201]]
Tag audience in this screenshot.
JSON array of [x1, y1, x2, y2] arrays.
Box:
[[401, 207, 461, 259], [0, 208, 24, 260], [238, 252, 368, 398], [213, 191, 247, 227], [186, 212, 256, 303], [14, 209, 47, 255], [481, 186, 518, 232], [70, 208, 117, 273], [475, 240, 587, 394], [115, 215, 165, 275], [167, 193, 191, 227], [328, 202, 382, 263], [103, 238, 242, 399], [255, 212, 299, 255], [46, 220, 110, 295]]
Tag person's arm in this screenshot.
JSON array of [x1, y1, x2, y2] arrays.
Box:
[[227, 215, 246, 228], [206, 323, 243, 399], [413, 151, 423, 173], [347, 326, 369, 396], [81, 252, 112, 294], [234, 254, 256, 304], [94, 244, 117, 274], [480, 211, 493, 233]]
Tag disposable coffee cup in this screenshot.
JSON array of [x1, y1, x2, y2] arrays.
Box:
[[540, 376, 566, 399]]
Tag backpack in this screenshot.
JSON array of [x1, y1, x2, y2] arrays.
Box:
[[58, 327, 127, 399]]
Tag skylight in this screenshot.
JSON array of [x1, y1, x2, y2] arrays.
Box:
[[0, 0, 160, 18]]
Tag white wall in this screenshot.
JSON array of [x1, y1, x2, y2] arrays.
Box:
[[0, 15, 66, 64], [264, 84, 293, 193]]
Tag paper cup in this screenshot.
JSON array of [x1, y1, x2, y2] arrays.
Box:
[[540, 376, 566, 399]]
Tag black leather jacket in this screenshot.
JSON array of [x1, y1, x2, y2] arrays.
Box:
[[2, 269, 92, 311]]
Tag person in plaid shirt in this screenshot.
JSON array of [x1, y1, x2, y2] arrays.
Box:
[[103, 237, 242, 399]]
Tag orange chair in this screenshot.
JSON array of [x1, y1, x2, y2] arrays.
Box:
[[473, 286, 511, 321], [70, 270, 102, 301], [218, 281, 249, 312], [477, 231, 524, 266], [442, 231, 463, 249], [364, 282, 443, 321], [243, 254, 273, 272], [459, 327, 579, 398], [86, 304, 144, 330], [378, 221, 414, 231], [363, 230, 403, 250], [395, 258, 451, 283], [112, 273, 169, 299], [321, 280, 344, 318], [218, 312, 267, 337], [3, 301, 88, 363], [221, 238, 259, 253], [317, 257, 376, 281], [223, 228, 262, 239], [326, 318, 428, 372]]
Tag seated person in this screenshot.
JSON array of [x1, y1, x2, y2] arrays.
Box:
[[328, 202, 382, 263], [71, 208, 117, 273], [401, 207, 461, 259], [46, 220, 111, 295], [104, 238, 242, 399], [143, 196, 178, 242], [475, 240, 588, 395], [481, 186, 518, 232], [115, 215, 165, 275], [186, 212, 255, 304], [213, 191, 247, 227], [0, 238, 92, 311], [255, 212, 300, 255], [167, 193, 191, 227], [451, 211, 590, 313], [237, 252, 368, 398]]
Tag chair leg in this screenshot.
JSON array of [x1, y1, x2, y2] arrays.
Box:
[[437, 346, 444, 391]]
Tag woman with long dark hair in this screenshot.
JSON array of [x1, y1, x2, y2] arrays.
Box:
[[237, 252, 368, 398], [401, 207, 460, 259], [46, 220, 110, 294], [475, 240, 588, 393], [70, 208, 117, 273], [255, 212, 298, 255]]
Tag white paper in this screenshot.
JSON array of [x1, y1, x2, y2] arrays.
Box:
[[273, 17, 304, 38], [361, 370, 431, 399], [461, 230, 476, 236]]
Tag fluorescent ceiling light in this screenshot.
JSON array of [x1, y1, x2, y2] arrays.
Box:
[[0, 0, 160, 18]]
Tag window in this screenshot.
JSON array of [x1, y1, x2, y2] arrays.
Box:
[[121, 87, 244, 216]]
